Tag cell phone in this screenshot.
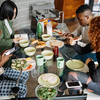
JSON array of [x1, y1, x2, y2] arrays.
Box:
[[4, 47, 15, 55], [65, 81, 82, 88]]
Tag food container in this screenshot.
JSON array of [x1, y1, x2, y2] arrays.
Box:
[[35, 85, 58, 100], [41, 50, 54, 60], [19, 39, 29, 47], [42, 34, 51, 41], [39, 18, 58, 29], [24, 47, 36, 56]]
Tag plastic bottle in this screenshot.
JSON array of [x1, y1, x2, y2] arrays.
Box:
[[47, 20, 52, 36], [37, 22, 42, 39]]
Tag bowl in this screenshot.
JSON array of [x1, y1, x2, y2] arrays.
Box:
[[41, 50, 54, 60], [24, 47, 36, 56], [42, 34, 51, 41], [35, 85, 58, 100], [19, 39, 29, 47], [39, 18, 58, 29]]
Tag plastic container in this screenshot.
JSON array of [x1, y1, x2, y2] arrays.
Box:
[[37, 22, 42, 39], [47, 20, 52, 36]]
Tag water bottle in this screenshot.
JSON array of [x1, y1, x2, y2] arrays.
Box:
[[37, 22, 42, 39], [47, 20, 52, 36]]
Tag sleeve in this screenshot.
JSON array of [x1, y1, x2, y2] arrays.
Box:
[[72, 43, 93, 55], [71, 25, 82, 37], [88, 61, 100, 82], [0, 27, 13, 53]]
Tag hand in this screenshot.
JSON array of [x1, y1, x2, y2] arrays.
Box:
[[13, 37, 23, 43], [63, 33, 74, 38], [0, 50, 12, 64], [65, 36, 76, 45], [85, 58, 93, 65]]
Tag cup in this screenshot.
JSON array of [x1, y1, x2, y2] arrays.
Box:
[[29, 33, 35, 42], [57, 57, 64, 68], [36, 55, 47, 66]]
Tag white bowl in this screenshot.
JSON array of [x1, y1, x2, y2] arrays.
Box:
[[41, 50, 54, 60], [19, 39, 29, 47], [42, 34, 51, 41], [24, 47, 36, 56]]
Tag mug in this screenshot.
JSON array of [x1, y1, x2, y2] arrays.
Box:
[[57, 57, 64, 68], [36, 55, 47, 66]]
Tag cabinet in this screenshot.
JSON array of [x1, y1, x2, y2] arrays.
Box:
[[55, 0, 84, 19]]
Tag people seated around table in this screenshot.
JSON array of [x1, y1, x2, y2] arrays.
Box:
[[58, 16, 100, 96], [0, 50, 28, 98], [63, 4, 97, 63]]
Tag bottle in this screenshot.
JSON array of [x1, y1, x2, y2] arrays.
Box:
[[37, 22, 42, 39], [47, 20, 52, 36], [53, 46, 59, 61]]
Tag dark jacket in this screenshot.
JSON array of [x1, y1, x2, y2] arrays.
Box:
[[72, 43, 100, 82]]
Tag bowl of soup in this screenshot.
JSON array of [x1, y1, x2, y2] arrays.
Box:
[[41, 50, 54, 60], [24, 47, 36, 56], [42, 34, 51, 41], [19, 39, 29, 47]]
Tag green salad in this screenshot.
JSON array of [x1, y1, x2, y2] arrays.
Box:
[[37, 87, 57, 100], [11, 59, 27, 70]]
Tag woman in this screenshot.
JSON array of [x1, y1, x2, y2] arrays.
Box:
[[0, 0, 22, 53], [0, 1, 29, 98], [58, 16, 100, 95], [0, 50, 27, 98]]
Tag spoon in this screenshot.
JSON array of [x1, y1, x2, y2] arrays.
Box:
[[11, 68, 22, 100], [64, 54, 73, 62]]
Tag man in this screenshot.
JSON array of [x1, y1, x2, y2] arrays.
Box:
[[64, 4, 97, 63]]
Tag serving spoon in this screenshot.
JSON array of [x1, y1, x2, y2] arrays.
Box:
[[11, 68, 22, 100], [64, 54, 73, 62]]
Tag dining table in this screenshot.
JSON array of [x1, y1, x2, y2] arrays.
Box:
[[10, 23, 87, 100]]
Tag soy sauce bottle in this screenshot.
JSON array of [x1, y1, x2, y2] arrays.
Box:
[[53, 46, 59, 61]]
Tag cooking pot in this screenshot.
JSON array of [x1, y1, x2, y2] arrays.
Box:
[[39, 18, 58, 29]]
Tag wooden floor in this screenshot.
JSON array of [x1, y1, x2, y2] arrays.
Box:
[[26, 18, 79, 97]]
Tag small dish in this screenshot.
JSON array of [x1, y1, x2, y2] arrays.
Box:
[[41, 50, 54, 60], [19, 39, 29, 47], [24, 47, 36, 56], [42, 34, 51, 41]]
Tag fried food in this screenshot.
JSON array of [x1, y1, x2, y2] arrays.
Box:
[[36, 43, 46, 49], [31, 40, 38, 44]]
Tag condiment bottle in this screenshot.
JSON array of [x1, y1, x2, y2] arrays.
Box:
[[37, 22, 42, 39], [53, 46, 59, 61], [47, 20, 52, 36]]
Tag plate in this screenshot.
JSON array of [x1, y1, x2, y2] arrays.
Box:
[[46, 40, 64, 48], [66, 59, 84, 71], [74, 35, 82, 41], [38, 73, 60, 88], [11, 58, 36, 72], [52, 29, 65, 36]]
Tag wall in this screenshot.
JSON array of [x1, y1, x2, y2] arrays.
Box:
[[0, 0, 54, 31]]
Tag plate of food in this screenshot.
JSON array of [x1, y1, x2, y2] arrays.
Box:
[[38, 73, 60, 88], [73, 35, 82, 41], [46, 40, 64, 48], [11, 58, 36, 72], [52, 29, 65, 36]]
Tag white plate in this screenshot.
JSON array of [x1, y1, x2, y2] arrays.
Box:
[[74, 35, 82, 41], [52, 29, 65, 36], [14, 34, 28, 43], [46, 40, 64, 48], [38, 73, 60, 88], [12, 58, 36, 72]]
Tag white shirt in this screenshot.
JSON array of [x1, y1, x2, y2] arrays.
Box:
[[71, 24, 90, 44], [4, 19, 12, 35]]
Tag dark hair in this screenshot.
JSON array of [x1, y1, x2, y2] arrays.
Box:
[[76, 4, 91, 14], [0, 0, 18, 20]]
